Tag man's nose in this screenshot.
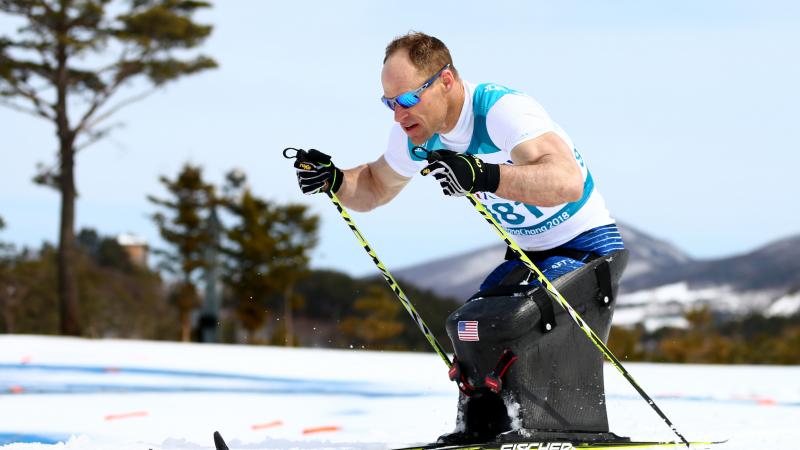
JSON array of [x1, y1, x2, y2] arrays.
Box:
[[393, 106, 408, 123]]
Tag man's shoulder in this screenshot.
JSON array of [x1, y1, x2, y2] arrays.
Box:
[[460, 80, 536, 121]]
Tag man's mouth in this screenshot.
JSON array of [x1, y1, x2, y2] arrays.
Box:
[[403, 123, 419, 132]]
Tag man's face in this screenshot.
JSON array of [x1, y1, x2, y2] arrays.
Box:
[[381, 53, 449, 145]]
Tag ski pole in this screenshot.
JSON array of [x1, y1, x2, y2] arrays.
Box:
[[415, 145, 689, 446], [284, 147, 453, 369]]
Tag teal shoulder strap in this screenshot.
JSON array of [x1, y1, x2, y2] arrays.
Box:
[[406, 83, 517, 159], [467, 83, 516, 155], [407, 134, 442, 161]]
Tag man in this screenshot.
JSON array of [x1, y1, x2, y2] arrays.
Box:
[[294, 32, 631, 445], [294, 32, 624, 291]]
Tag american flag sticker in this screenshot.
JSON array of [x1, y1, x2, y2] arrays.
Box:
[[457, 321, 479, 341]]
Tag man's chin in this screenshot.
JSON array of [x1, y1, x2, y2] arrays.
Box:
[[406, 129, 432, 146]]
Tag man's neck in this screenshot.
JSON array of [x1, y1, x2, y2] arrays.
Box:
[[440, 79, 465, 134]]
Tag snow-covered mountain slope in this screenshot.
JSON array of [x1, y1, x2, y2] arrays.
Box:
[[390, 223, 800, 327], [615, 282, 781, 331], [391, 222, 695, 301], [766, 289, 800, 317]]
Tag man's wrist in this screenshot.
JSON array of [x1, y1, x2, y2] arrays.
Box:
[[329, 166, 344, 193], [478, 161, 501, 193]]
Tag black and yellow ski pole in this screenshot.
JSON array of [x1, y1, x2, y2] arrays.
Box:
[[415, 146, 688, 446], [284, 147, 452, 370]]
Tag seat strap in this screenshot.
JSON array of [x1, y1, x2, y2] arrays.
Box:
[[448, 356, 477, 396], [531, 291, 556, 333], [484, 349, 519, 394], [594, 258, 614, 308]]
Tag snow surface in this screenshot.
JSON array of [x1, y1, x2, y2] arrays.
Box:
[[1, 335, 798, 450], [614, 282, 788, 331], [766, 291, 800, 317]]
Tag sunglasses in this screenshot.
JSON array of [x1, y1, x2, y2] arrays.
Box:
[[381, 63, 451, 111]]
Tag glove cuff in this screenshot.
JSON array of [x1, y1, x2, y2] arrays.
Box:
[[329, 167, 344, 194], [479, 162, 501, 193]]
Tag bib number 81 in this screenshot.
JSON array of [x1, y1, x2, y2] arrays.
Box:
[[489, 202, 545, 225]]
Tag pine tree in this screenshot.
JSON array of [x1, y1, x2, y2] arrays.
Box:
[[339, 285, 405, 347], [0, 0, 216, 335], [270, 203, 317, 346], [148, 163, 216, 341], [220, 172, 318, 345], [0, 216, 23, 332], [220, 187, 276, 343], [0, 215, 9, 255]]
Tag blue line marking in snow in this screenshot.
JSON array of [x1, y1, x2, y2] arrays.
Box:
[[0, 363, 445, 398], [0, 432, 67, 445], [2, 383, 435, 398], [4, 364, 798, 407], [0, 363, 352, 385]]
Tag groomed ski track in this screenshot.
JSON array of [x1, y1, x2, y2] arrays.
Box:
[[0, 335, 796, 449]]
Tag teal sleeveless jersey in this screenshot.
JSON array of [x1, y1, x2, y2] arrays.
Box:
[[401, 82, 614, 251]]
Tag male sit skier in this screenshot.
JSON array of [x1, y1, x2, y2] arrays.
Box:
[[292, 32, 628, 445]]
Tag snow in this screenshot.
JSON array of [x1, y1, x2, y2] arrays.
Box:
[[766, 291, 800, 317], [614, 282, 788, 330], [115, 233, 148, 246], [1, 335, 798, 450]]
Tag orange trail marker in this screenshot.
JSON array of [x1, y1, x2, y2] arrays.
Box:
[[251, 420, 283, 430], [104, 411, 149, 421], [302, 425, 341, 435]]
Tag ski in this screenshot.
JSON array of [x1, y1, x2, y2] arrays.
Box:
[[394, 440, 727, 450], [216, 430, 724, 450]]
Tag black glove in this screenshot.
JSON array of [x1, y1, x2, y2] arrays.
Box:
[[293, 149, 344, 195], [420, 150, 500, 197]]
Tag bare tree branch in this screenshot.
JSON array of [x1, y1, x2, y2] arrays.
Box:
[[72, 46, 152, 135], [1, 78, 55, 119], [95, 46, 132, 76], [34, 44, 56, 71], [0, 97, 52, 120], [74, 121, 124, 152], [77, 87, 158, 134], [73, 79, 123, 134]]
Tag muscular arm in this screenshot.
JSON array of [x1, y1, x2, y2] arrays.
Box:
[[494, 131, 584, 207], [336, 155, 411, 212]]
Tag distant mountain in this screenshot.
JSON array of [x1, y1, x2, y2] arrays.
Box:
[[615, 223, 693, 281], [392, 243, 507, 302], [393, 222, 694, 301], [623, 234, 800, 292], [391, 223, 800, 327], [614, 234, 800, 328]]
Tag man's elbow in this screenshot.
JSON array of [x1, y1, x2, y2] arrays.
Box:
[[348, 202, 379, 213], [347, 193, 389, 212], [563, 178, 584, 203]]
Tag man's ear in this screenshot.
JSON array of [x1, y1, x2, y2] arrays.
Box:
[[441, 70, 456, 92]]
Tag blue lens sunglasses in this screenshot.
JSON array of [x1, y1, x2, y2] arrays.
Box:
[[381, 63, 451, 111]]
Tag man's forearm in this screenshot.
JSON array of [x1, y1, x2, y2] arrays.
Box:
[[494, 161, 583, 207], [335, 163, 389, 212]]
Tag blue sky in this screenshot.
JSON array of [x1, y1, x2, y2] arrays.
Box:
[[1, 0, 799, 276]]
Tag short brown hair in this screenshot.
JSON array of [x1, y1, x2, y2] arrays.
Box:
[[384, 31, 459, 79]]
